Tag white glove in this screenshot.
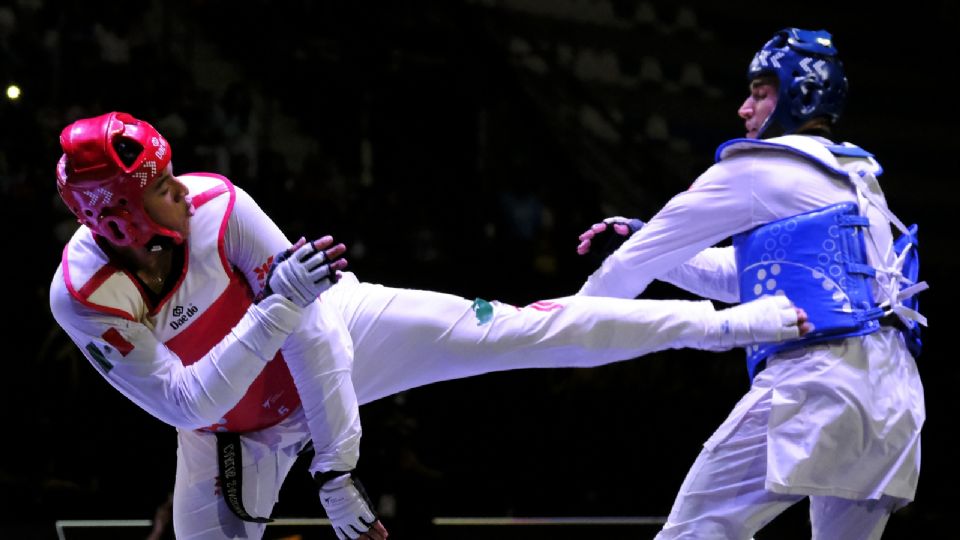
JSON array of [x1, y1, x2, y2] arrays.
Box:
[[265, 236, 346, 307], [705, 295, 803, 351], [319, 472, 379, 540]]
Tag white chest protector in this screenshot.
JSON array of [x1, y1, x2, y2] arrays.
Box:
[[61, 173, 301, 432]]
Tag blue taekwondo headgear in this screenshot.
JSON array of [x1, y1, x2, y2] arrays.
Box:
[[747, 28, 848, 138]]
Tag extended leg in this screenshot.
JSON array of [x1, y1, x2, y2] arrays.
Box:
[[325, 277, 799, 405]]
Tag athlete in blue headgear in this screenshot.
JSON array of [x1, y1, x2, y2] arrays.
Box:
[[576, 28, 926, 539]]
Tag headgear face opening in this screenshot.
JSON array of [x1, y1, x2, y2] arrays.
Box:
[[56, 112, 181, 248], [747, 28, 848, 138]]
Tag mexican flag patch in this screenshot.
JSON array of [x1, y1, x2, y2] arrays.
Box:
[[85, 342, 114, 373], [102, 327, 134, 356]]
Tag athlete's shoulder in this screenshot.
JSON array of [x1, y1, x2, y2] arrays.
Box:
[[50, 262, 75, 318], [714, 135, 880, 178], [178, 172, 232, 191], [714, 135, 821, 162], [55, 228, 144, 322]]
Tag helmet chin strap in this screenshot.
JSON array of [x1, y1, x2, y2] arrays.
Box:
[[146, 235, 178, 252], [758, 118, 787, 139]]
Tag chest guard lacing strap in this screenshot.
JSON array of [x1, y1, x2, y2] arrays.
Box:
[[845, 165, 927, 333]]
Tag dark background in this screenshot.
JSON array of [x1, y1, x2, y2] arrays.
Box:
[[1, 1, 956, 538]]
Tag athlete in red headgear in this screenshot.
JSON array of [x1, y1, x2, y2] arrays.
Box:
[[57, 112, 181, 248], [50, 111, 808, 539]]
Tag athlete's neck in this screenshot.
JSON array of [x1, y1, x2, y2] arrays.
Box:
[[102, 238, 181, 293]]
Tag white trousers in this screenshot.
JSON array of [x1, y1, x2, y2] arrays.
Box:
[[655, 391, 900, 540], [174, 277, 723, 538]]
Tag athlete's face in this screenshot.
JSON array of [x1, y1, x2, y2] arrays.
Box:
[[738, 77, 778, 139], [143, 166, 192, 236]]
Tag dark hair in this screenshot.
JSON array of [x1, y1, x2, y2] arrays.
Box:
[[795, 117, 834, 138]]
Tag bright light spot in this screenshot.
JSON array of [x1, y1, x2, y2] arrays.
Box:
[[6, 85, 21, 100]]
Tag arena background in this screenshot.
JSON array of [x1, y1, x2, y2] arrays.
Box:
[[0, 1, 955, 538]]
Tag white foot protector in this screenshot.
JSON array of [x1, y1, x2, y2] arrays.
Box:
[[705, 295, 801, 350]]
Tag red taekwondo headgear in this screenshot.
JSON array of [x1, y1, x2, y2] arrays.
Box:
[[56, 112, 182, 248]]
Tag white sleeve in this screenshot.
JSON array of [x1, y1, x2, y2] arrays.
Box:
[[50, 272, 303, 430], [657, 246, 740, 303], [578, 158, 759, 299], [224, 185, 362, 472], [223, 185, 292, 297]]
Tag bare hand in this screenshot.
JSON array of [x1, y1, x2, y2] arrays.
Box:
[[795, 307, 813, 336], [358, 520, 389, 539], [313, 236, 349, 278]]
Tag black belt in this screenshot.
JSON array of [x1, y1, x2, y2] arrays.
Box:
[[215, 432, 274, 523]]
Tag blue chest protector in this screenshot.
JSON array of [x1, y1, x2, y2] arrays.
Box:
[[721, 136, 923, 379], [734, 203, 880, 378]]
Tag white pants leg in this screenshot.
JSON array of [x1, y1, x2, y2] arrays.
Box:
[[172, 409, 312, 539], [325, 277, 721, 405], [809, 494, 897, 540], [167, 275, 737, 537], [655, 391, 802, 540]]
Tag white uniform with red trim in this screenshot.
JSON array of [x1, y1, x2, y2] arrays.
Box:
[[52, 173, 801, 539], [52, 173, 363, 537], [53, 173, 307, 432], [579, 135, 924, 539]]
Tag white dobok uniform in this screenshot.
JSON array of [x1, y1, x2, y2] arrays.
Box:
[[580, 135, 925, 540], [50, 173, 790, 539]]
